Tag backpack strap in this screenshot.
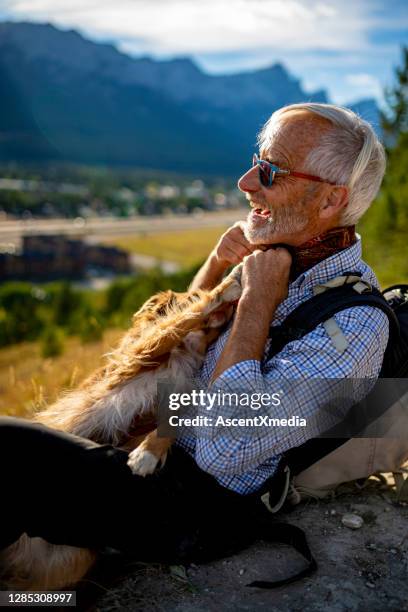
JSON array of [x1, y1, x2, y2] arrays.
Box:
[[265, 279, 399, 362], [246, 519, 317, 589]]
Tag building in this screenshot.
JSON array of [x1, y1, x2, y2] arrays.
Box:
[[0, 235, 130, 281]]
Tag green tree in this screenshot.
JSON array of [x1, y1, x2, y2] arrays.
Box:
[[41, 326, 64, 358], [377, 46, 408, 232], [0, 283, 44, 344], [360, 46, 408, 284], [49, 282, 85, 328], [78, 312, 104, 344], [381, 46, 408, 146]]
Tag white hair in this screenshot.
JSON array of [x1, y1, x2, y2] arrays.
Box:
[[257, 103, 386, 225]]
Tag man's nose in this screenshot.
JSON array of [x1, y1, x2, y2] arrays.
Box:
[[237, 165, 260, 194]]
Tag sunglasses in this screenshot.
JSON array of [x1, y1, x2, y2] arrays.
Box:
[[252, 153, 337, 187]]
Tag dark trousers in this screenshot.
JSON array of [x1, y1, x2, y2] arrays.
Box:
[[0, 417, 256, 563]]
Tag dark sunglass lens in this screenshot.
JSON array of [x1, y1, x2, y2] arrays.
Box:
[[259, 161, 271, 186]]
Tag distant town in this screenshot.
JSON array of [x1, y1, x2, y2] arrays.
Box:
[[0, 165, 246, 282], [0, 165, 246, 221]]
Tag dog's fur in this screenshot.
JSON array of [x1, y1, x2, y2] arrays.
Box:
[[0, 267, 242, 590]]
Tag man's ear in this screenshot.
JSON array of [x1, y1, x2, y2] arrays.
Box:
[[319, 186, 349, 220]]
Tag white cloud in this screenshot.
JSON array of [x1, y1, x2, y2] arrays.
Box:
[[346, 73, 380, 87], [5, 0, 373, 54], [344, 73, 383, 98]]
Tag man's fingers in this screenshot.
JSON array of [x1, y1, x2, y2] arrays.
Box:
[[221, 245, 244, 265], [244, 248, 265, 259], [243, 247, 292, 270], [229, 222, 257, 248], [215, 221, 273, 266], [227, 238, 254, 258], [272, 246, 293, 267], [228, 227, 258, 249], [220, 233, 254, 263]]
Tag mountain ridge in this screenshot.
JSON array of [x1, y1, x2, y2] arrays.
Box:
[[0, 21, 380, 174]]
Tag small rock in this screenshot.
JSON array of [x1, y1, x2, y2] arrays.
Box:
[[239, 569, 245, 576], [366, 582, 375, 589], [169, 565, 188, 581], [384, 507, 391, 512], [390, 548, 398, 555], [342, 513, 364, 529], [330, 509, 337, 516]]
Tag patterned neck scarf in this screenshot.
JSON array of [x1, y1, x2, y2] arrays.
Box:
[[284, 226, 356, 280]]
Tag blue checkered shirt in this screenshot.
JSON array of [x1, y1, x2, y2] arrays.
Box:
[[176, 237, 389, 494]]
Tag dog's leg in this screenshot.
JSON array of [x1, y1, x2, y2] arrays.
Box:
[[202, 263, 243, 317], [127, 429, 172, 477]]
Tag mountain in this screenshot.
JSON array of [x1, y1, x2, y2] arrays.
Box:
[[348, 99, 381, 133], [0, 21, 378, 174]]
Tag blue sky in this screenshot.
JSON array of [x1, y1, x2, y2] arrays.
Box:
[[0, 0, 407, 105]]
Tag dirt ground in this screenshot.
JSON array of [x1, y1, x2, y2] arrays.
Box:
[[73, 479, 408, 612]]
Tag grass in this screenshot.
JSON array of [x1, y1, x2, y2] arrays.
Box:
[[0, 329, 123, 418], [102, 226, 228, 266], [361, 229, 408, 288]]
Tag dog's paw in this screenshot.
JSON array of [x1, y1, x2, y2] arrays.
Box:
[[204, 279, 242, 316], [220, 279, 242, 303], [228, 262, 243, 284], [127, 447, 160, 476]]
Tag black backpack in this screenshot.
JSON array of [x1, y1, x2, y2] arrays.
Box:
[[244, 277, 408, 588], [265, 276, 408, 375]]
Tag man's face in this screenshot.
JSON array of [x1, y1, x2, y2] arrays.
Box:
[[238, 111, 333, 246]]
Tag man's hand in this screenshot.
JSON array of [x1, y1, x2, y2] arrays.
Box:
[[240, 247, 292, 319], [189, 221, 256, 291], [210, 247, 292, 381], [212, 221, 256, 268]]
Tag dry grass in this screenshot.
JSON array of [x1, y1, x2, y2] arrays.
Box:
[[0, 329, 124, 419], [102, 226, 228, 266]]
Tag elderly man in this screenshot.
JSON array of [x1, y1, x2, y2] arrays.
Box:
[[0, 103, 388, 589], [177, 102, 388, 494]]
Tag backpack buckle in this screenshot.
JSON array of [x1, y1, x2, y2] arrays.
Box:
[[352, 280, 373, 294]]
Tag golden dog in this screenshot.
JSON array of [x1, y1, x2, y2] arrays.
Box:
[[0, 266, 242, 590]]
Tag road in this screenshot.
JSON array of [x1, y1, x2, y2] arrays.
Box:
[[0, 210, 245, 247]]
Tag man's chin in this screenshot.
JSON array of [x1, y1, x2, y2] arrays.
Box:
[[243, 215, 276, 245]]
